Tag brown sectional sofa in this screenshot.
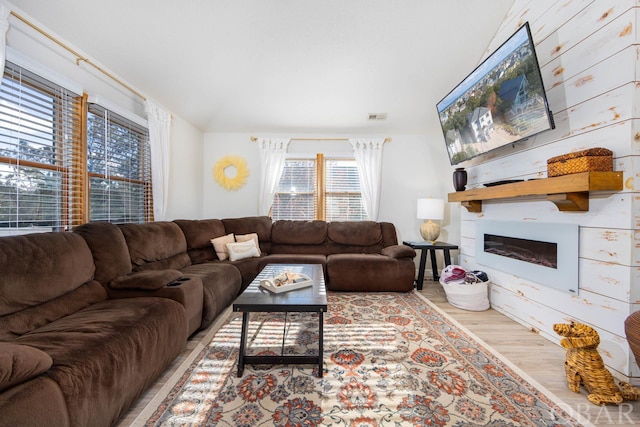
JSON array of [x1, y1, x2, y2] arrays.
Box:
[[0, 232, 187, 427], [0, 217, 415, 427]]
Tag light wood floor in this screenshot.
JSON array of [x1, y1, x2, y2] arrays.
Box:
[[119, 280, 640, 426]]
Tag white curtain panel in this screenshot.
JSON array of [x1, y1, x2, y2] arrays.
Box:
[[257, 138, 290, 216], [145, 100, 172, 221], [0, 5, 10, 79], [349, 138, 385, 221]]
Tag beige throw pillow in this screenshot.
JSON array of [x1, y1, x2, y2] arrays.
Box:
[[235, 233, 261, 255], [211, 233, 235, 260], [226, 240, 260, 262]]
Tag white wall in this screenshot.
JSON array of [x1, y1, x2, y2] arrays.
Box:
[[4, 3, 205, 221], [5, 6, 145, 120], [203, 131, 457, 258], [165, 115, 204, 220], [203, 133, 260, 219], [455, 0, 640, 383]]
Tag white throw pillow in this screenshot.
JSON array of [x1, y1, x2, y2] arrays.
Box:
[[235, 233, 261, 255], [226, 240, 260, 262], [211, 233, 235, 260]]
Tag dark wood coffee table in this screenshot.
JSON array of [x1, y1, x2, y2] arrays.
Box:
[[232, 263, 327, 377]]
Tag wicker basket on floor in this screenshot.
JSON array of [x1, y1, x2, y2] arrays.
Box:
[[547, 148, 612, 177]]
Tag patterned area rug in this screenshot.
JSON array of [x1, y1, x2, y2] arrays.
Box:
[[145, 291, 588, 426]]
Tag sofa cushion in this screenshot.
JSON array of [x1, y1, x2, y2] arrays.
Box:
[[174, 218, 226, 250], [15, 297, 187, 427], [109, 270, 183, 291], [327, 221, 382, 246], [0, 343, 53, 392], [222, 216, 273, 253], [132, 252, 192, 272], [327, 253, 415, 292], [225, 257, 263, 291], [380, 222, 401, 246], [181, 263, 242, 327], [0, 376, 70, 427], [0, 232, 96, 316], [271, 220, 327, 245], [118, 222, 191, 271], [0, 281, 108, 341], [222, 216, 272, 240], [73, 222, 132, 283], [174, 219, 227, 263]]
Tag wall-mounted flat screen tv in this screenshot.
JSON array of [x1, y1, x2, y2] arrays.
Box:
[[437, 22, 554, 165]]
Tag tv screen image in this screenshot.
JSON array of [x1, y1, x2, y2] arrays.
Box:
[[437, 22, 554, 165]]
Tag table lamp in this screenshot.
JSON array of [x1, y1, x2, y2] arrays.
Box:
[[417, 198, 444, 243]]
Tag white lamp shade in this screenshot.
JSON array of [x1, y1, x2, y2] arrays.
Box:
[[417, 198, 444, 220]]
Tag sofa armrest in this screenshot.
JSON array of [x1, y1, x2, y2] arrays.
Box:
[[381, 244, 416, 259], [106, 277, 204, 335], [109, 269, 183, 290], [0, 343, 53, 392]]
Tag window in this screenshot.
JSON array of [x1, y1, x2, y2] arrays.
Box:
[[272, 154, 367, 221], [87, 105, 152, 223], [0, 61, 153, 234], [0, 62, 82, 232], [324, 158, 367, 221], [271, 158, 316, 220]]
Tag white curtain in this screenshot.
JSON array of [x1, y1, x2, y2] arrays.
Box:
[[0, 5, 10, 79], [349, 138, 385, 221], [257, 138, 290, 216], [145, 100, 172, 221]]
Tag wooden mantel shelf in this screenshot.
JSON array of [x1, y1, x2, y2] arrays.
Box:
[[448, 171, 623, 212]]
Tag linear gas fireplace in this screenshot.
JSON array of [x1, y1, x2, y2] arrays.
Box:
[[476, 220, 579, 294]]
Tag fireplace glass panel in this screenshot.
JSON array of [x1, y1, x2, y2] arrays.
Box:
[[484, 234, 557, 269]]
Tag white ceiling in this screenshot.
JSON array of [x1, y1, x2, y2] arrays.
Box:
[[8, 0, 514, 134]]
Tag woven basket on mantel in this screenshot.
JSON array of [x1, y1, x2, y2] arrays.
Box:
[[546, 147, 612, 177]]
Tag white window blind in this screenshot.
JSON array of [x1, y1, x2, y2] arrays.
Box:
[[0, 62, 82, 232], [87, 104, 152, 223], [271, 156, 367, 221], [271, 159, 316, 221], [325, 158, 367, 221]]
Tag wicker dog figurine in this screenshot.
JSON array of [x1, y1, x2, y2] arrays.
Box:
[[553, 322, 640, 405]]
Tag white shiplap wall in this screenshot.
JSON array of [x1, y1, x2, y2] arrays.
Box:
[[456, 0, 640, 383]]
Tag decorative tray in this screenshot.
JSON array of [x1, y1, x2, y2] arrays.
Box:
[[259, 272, 312, 294]]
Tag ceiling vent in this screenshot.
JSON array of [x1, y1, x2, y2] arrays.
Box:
[[368, 113, 387, 120]]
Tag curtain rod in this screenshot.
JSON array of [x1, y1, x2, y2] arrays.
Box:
[[250, 136, 391, 143], [9, 11, 147, 101]]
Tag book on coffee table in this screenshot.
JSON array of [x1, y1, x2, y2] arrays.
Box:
[[259, 271, 312, 293]]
